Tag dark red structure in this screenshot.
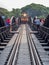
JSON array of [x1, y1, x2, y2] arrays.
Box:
[[19, 12, 31, 24]]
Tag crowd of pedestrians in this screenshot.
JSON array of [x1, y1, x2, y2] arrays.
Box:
[[0, 14, 49, 30], [0, 15, 19, 32], [33, 16, 45, 30], [33, 15, 49, 28]]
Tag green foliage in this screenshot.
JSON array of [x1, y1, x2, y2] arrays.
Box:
[[0, 3, 49, 18], [11, 8, 22, 17], [0, 8, 10, 17], [0, 8, 21, 18], [21, 3, 49, 18]]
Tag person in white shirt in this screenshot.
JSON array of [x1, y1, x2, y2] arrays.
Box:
[[10, 16, 14, 31], [34, 16, 40, 30]]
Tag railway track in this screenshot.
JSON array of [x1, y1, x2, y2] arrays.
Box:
[[0, 24, 49, 65]]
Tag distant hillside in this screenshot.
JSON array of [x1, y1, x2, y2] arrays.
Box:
[[0, 8, 21, 18], [21, 3, 49, 18], [0, 3, 49, 18], [0, 8, 9, 16]]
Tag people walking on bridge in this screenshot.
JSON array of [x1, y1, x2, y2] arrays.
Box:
[[10, 16, 14, 31], [33, 17, 36, 24], [5, 17, 10, 26], [10, 16, 16, 31], [15, 17, 19, 27], [34, 16, 40, 30], [40, 18, 45, 26]]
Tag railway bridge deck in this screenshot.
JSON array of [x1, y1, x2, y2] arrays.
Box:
[[0, 24, 49, 65]]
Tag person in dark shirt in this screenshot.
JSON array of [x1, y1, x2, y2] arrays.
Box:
[[44, 15, 49, 28], [12, 17, 16, 24], [0, 16, 5, 27]]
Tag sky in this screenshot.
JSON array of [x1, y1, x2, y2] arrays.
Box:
[[0, 0, 49, 11]]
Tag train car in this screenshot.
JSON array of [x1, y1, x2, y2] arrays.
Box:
[[21, 17, 29, 22], [19, 12, 31, 24]]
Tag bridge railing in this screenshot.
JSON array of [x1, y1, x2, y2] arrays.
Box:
[[0, 23, 19, 42], [40, 26, 49, 34], [0, 26, 9, 33], [33, 23, 49, 35], [0, 23, 18, 33], [32, 23, 49, 43]]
